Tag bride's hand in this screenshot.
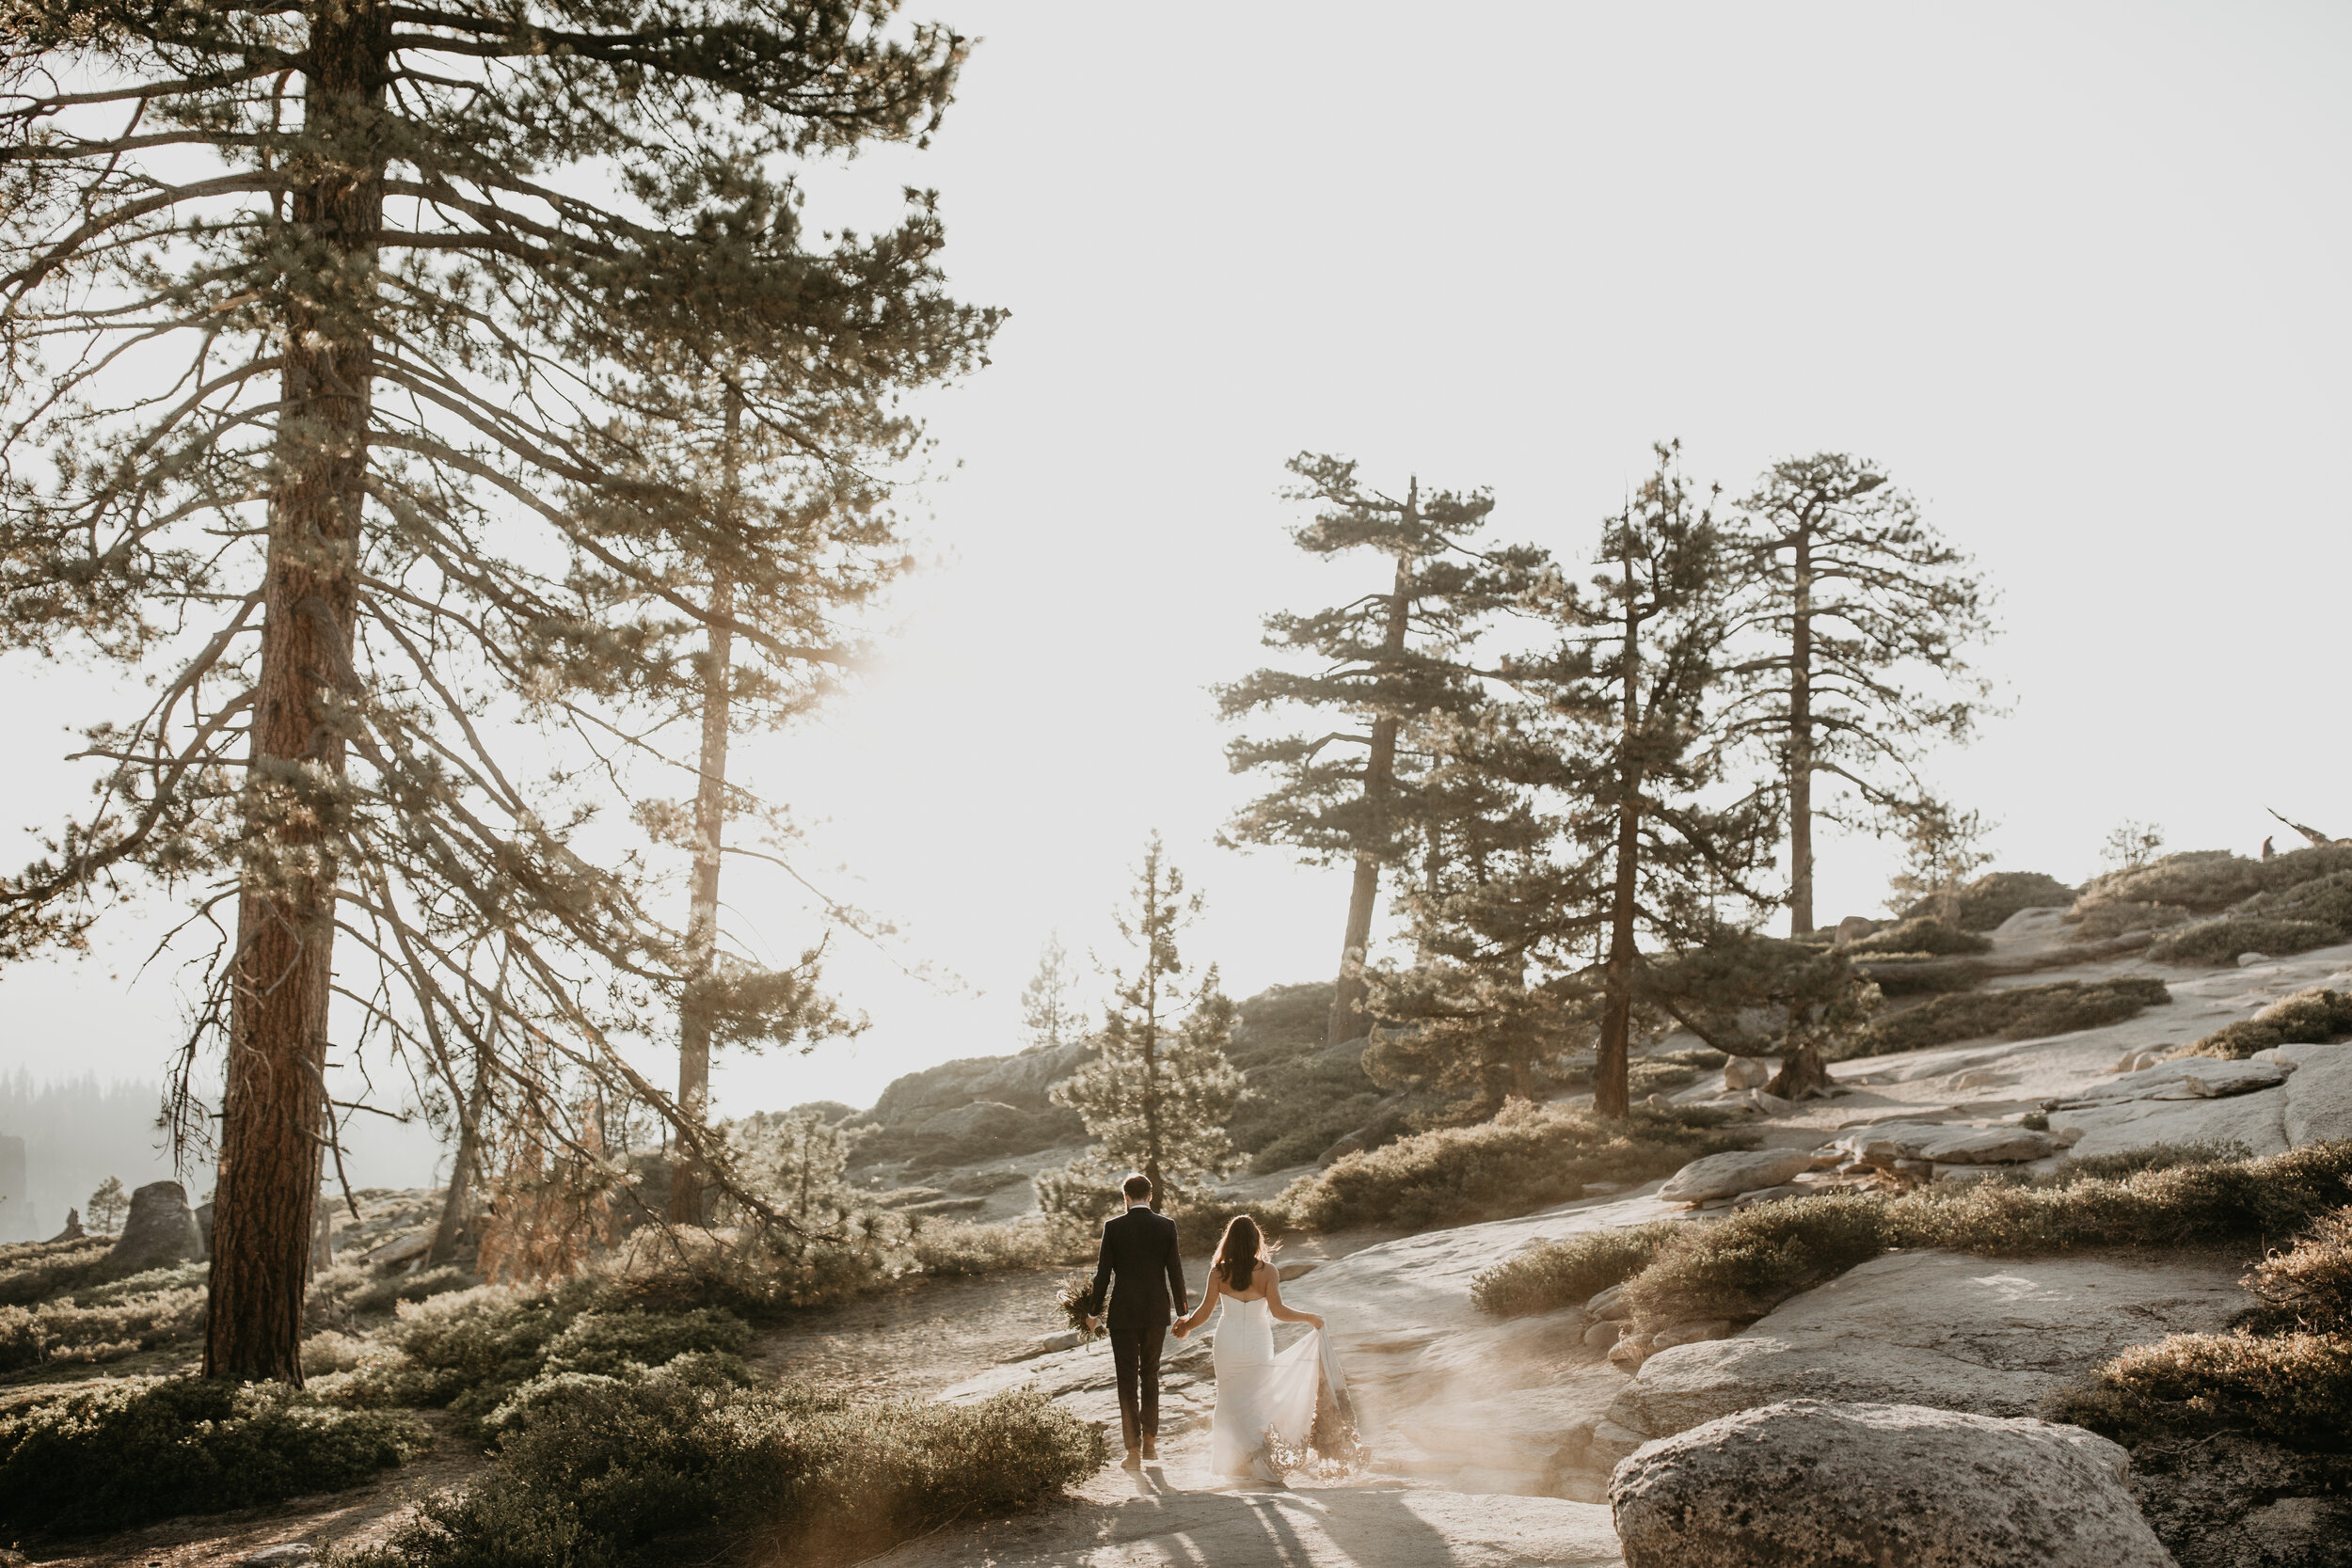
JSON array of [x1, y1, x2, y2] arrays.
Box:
[[1308, 1314, 1325, 1330]]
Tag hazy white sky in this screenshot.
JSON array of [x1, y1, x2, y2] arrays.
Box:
[[5, 2, 2348, 1184]]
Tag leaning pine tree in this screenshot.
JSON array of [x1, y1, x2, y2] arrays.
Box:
[[0, 0, 988, 1382], [1219, 453, 1545, 1050], [1717, 455, 1994, 936], [1040, 833, 1242, 1217]]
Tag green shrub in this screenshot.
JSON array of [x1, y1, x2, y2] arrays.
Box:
[[0, 1374, 428, 1532], [1849, 918, 1994, 958], [2149, 917, 2340, 968], [1470, 1223, 1679, 1318], [339, 1284, 754, 1438], [346, 1362, 1100, 1568], [910, 1214, 1089, 1276], [2049, 1331, 2352, 1449], [1278, 1099, 1748, 1233], [2175, 989, 2352, 1061], [2231, 869, 2352, 928], [0, 1236, 115, 1307], [1904, 870, 2078, 931], [608, 1220, 913, 1318], [1839, 976, 2169, 1059]]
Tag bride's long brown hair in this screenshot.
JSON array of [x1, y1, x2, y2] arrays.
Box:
[[1212, 1214, 1275, 1293]]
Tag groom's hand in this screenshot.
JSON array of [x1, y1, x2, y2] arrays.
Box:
[[1087, 1314, 1103, 1332]]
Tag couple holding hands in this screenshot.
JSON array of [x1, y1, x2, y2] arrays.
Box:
[[1080, 1171, 1346, 1482]]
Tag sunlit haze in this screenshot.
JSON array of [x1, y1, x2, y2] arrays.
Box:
[[4, 1, 2347, 1187]]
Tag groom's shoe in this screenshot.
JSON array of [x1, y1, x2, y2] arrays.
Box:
[[1142, 1436, 1158, 1461], [1122, 1447, 1143, 1470]]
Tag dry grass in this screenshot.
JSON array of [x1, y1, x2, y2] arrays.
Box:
[[1476, 1142, 2352, 1330], [1277, 1099, 1748, 1232], [2174, 989, 2352, 1061]]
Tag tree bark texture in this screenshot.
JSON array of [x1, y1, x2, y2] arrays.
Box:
[[1327, 486, 1417, 1048], [668, 392, 741, 1227], [1787, 528, 1815, 937], [206, 3, 387, 1385], [1596, 570, 1644, 1121]]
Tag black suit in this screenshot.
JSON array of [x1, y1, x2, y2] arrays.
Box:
[[1086, 1204, 1187, 1452]]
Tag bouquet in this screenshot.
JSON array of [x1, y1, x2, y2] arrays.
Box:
[[1056, 1273, 1104, 1344]]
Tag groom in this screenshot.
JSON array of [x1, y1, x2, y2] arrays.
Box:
[[1084, 1171, 1187, 1469]]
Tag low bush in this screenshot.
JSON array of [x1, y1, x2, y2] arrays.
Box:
[[0, 1236, 115, 1307], [2244, 1207, 2352, 1335], [2230, 869, 2352, 930], [1623, 1194, 1894, 1326], [608, 1220, 912, 1317], [910, 1214, 1089, 1276], [1837, 976, 2170, 1059], [310, 1260, 478, 1329], [2076, 845, 2352, 918], [345, 1361, 1100, 1568], [1904, 870, 2078, 931], [1278, 1099, 1748, 1233], [1470, 1223, 1679, 1318], [336, 1280, 752, 1437], [2148, 917, 2340, 968], [0, 1374, 429, 1532], [2049, 1331, 2352, 1449], [1476, 1142, 2352, 1326], [1849, 919, 1994, 958], [2067, 899, 2193, 942], [2048, 1200, 2352, 1453], [1229, 1041, 1387, 1173], [2175, 989, 2352, 1061]]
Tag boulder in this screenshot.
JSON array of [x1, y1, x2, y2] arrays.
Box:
[[1596, 1248, 2249, 1466], [1658, 1148, 1814, 1204], [2065, 1058, 2292, 1103], [1834, 915, 1880, 946], [2277, 1039, 2352, 1147], [1722, 1055, 1772, 1091], [2049, 1085, 2290, 1161], [194, 1199, 215, 1253], [1825, 1121, 2059, 1165], [1610, 1399, 2175, 1568], [107, 1180, 203, 1272], [244, 1547, 316, 1568]]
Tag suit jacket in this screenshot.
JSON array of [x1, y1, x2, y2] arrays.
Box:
[[1087, 1205, 1187, 1327]]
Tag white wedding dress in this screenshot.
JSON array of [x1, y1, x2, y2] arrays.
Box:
[[1208, 1294, 1329, 1478]]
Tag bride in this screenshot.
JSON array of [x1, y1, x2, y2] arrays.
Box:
[[1171, 1213, 1334, 1482]]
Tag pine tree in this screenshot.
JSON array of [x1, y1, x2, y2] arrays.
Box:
[[1219, 454, 1545, 1049], [1406, 445, 1778, 1118], [86, 1177, 129, 1235], [1, 0, 986, 1382], [1020, 931, 1084, 1053], [1719, 456, 1994, 935], [1885, 800, 1994, 923], [1642, 931, 1878, 1098], [1040, 835, 1241, 1215]]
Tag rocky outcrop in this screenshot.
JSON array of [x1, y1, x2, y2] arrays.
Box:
[[108, 1180, 204, 1271], [2275, 1039, 2352, 1148], [47, 1208, 84, 1242], [1822, 1120, 2071, 1166], [1656, 1149, 1814, 1204], [1590, 1249, 2248, 1471], [884, 1484, 1626, 1568], [1610, 1400, 2175, 1568], [869, 1041, 1088, 1125]]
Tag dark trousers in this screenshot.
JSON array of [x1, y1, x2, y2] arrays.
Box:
[[1107, 1316, 1167, 1451]]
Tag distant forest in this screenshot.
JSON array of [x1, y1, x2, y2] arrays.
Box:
[[0, 1071, 181, 1243]]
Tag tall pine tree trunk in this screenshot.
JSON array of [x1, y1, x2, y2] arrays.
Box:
[[669, 393, 741, 1227], [1596, 583, 1645, 1120], [1140, 865, 1164, 1210], [206, 5, 386, 1384], [1327, 488, 1417, 1047], [1787, 530, 1815, 937]]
